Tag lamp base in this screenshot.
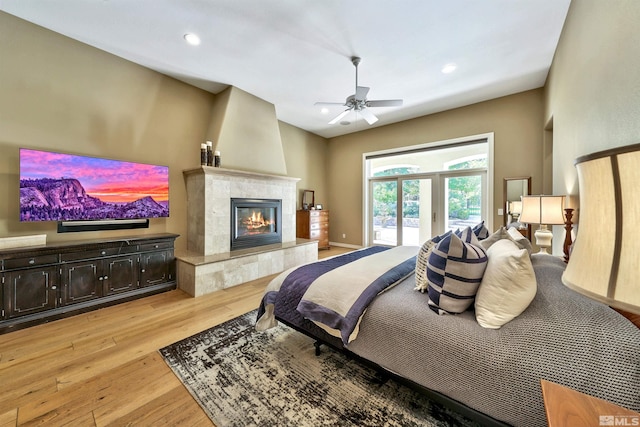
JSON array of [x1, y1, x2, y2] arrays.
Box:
[[534, 225, 553, 254]]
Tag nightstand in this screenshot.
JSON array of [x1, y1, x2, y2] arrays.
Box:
[[541, 379, 640, 427]]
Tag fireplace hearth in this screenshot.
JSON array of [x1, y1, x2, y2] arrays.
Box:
[[179, 167, 318, 297], [230, 198, 282, 251]]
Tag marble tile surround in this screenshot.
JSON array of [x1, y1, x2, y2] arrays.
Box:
[[183, 167, 299, 256], [177, 167, 317, 297]]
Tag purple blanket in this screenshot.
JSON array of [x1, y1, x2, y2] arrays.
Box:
[[256, 246, 417, 344]]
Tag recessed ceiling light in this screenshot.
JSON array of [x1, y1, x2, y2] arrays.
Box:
[[340, 121, 351, 126], [184, 33, 201, 46], [320, 108, 329, 114], [441, 63, 457, 74]]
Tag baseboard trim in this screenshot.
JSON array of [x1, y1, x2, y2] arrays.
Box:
[[329, 242, 363, 249]]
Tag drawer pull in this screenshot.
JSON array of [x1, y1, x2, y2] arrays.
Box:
[[101, 251, 107, 255], [29, 259, 35, 265], [51, 286, 57, 290]]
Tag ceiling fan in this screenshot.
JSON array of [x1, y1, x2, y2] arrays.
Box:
[[315, 56, 403, 125]]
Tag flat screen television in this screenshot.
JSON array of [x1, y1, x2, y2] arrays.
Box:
[[19, 148, 169, 223]]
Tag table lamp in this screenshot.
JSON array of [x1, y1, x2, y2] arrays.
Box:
[[509, 200, 522, 221], [519, 195, 565, 254]]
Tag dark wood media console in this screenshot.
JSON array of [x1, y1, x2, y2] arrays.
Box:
[[0, 233, 178, 334]]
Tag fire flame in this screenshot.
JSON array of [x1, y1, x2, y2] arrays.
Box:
[[242, 210, 273, 230]]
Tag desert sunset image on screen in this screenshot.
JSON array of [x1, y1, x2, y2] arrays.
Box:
[[19, 149, 169, 222]]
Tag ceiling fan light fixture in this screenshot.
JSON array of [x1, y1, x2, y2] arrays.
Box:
[[328, 109, 351, 125], [316, 56, 402, 126]]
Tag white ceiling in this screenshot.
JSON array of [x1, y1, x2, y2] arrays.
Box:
[[0, 0, 571, 139]]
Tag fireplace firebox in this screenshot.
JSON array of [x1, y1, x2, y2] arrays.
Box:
[[230, 198, 282, 251]]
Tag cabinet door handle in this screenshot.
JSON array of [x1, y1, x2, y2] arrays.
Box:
[[103, 275, 108, 280], [98, 276, 103, 281], [51, 286, 57, 290], [141, 269, 146, 273]]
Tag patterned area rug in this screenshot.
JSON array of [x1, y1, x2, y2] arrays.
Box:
[[160, 309, 480, 427]]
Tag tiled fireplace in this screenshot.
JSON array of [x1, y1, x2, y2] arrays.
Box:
[[176, 167, 318, 297]]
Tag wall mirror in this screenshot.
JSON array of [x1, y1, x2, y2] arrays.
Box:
[[302, 190, 315, 210], [503, 177, 531, 238]]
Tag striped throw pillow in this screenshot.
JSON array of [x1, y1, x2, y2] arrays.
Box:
[[427, 227, 488, 315], [472, 220, 490, 240], [414, 231, 452, 292]]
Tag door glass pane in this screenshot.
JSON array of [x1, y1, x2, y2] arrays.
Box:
[[445, 175, 482, 232], [372, 180, 397, 246], [402, 179, 432, 246]]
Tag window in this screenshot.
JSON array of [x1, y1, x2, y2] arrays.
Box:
[[364, 134, 493, 246]]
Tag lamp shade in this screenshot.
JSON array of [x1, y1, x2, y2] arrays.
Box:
[[562, 144, 640, 315], [519, 195, 565, 225], [509, 201, 522, 215]]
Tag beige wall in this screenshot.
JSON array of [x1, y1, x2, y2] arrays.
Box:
[[0, 12, 216, 252], [544, 0, 640, 252], [206, 86, 288, 176], [279, 122, 328, 210], [327, 89, 544, 246]]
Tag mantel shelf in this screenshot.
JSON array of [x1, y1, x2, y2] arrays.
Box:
[[183, 166, 300, 183]]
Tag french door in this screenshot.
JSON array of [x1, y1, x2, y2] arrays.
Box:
[[368, 171, 486, 246]]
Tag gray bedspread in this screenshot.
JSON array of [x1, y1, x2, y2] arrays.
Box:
[[347, 254, 640, 426]]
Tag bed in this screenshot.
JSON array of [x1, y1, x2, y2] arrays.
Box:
[[256, 233, 640, 426]]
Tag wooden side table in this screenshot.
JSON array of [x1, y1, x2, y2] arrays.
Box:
[[541, 379, 640, 427]]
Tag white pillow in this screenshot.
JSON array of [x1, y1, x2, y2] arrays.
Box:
[[506, 226, 533, 255], [480, 226, 532, 255], [475, 239, 536, 329]]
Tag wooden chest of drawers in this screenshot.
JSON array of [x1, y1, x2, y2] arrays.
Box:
[[296, 210, 329, 249]]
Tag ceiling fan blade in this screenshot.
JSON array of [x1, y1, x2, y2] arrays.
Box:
[[323, 57, 400, 126], [355, 86, 370, 100], [358, 107, 379, 125], [328, 109, 352, 125], [366, 99, 403, 107], [315, 102, 346, 106]]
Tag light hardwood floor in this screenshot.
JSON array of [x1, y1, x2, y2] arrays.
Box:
[[0, 246, 352, 427]]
